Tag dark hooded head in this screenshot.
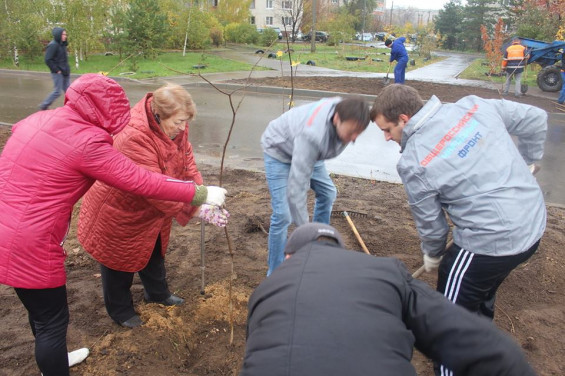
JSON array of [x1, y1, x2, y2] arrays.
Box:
[[52, 27, 67, 45]]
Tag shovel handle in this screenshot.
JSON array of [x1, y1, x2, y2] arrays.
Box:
[[343, 211, 370, 255]]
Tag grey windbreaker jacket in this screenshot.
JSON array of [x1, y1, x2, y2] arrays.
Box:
[[398, 95, 547, 257], [261, 97, 344, 225]]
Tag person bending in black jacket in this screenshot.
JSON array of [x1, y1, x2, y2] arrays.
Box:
[[39, 27, 71, 110], [241, 223, 536, 376]]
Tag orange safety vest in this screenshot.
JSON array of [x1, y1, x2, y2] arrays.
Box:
[[502, 43, 526, 69]]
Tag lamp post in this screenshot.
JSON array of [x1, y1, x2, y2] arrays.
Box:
[[311, 0, 316, 52], [389, 0, 393, 27]]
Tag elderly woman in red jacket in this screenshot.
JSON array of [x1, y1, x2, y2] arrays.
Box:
[[78, 83, 226, 329], [0, 75, 227, 376]]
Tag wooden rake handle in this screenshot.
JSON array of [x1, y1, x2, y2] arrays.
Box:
[[343, 211, 370, 255]]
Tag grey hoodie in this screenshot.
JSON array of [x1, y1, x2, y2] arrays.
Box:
[[261, 97, 344, 225], [398, 95, 547, 257]]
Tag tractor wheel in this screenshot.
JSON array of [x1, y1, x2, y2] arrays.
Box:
[[537, 66, 562, 92]]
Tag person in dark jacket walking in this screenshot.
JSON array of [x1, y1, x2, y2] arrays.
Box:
[[241, 223, 536, 376], [39, 27, 71, 110], [385, 37, 409, 84]]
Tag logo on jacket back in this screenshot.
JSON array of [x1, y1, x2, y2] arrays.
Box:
[[306, 99, 332, 126], [420, 104, 480, 167]]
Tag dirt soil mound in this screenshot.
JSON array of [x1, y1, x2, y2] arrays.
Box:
[[228, 76, 561, 113], [1, 77, 564, 376]]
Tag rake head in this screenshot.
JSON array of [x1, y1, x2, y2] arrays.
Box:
[[331, 210, 383, 222]]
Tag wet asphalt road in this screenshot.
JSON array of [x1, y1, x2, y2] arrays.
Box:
[[0, 62, 563, 206]]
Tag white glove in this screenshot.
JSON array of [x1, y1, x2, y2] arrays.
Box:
[[528, 163, 540, 175], [423, 254, 442, 273], [198, 204, 230, 227], [205, 186, 227, 207]]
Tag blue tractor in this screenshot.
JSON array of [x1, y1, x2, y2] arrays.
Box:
[[517, 37, 565, 92]]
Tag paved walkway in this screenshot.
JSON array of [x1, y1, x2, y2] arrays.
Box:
[[145, 44, 555, 100]]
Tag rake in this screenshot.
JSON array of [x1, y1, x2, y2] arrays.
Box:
[[331, 210, 370, 255], [412, 239, 454, 278]]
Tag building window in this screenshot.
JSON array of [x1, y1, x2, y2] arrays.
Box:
[[250, 0, 255, 9], [266, 0, 273, 9], [250, 16, 256, 24], [266, 16, 273, 25], [282, 0, 292, 9], [282, 16, 292, 26]]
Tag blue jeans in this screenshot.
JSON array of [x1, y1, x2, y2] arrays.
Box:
[[40, 73, 70, 110], [264, 153, 337, 276], [558, 71, 565, 104], [394, 58, 408, 84]]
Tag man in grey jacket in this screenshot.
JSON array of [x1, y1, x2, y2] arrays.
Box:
[[241, 223, 536, 376], [261, 97, 370, 276], [371, 84, 546, 375]]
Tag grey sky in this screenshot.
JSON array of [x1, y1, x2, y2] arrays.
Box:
[[386, 0, 450, 10]]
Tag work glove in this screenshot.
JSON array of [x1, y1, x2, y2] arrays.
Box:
[[423, 254, 442, 273], [191, 185, 228, 207], [528, 163, 540, 175], [205, 186, 227, 206], [198, 204, 230, 227]]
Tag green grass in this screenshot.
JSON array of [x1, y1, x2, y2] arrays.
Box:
[[457, 58, 540, 88], [250, 41, 443, 73], [0, 51, 266, 79]]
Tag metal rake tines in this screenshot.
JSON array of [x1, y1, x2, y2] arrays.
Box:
[[331, 210, 369, 218]]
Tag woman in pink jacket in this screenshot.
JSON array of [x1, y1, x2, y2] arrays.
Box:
[[78, 83, 228, 328], [0, 74, 227, 376]]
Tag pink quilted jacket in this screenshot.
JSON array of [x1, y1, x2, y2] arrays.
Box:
[[0, 74, 198, 289]]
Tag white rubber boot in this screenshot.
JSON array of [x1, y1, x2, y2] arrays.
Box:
[[68, 348, 90, 367]]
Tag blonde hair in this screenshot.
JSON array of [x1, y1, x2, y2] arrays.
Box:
[[151, 83, 196, 121]]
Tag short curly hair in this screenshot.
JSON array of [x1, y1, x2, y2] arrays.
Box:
[[151, 83, 196, 121]]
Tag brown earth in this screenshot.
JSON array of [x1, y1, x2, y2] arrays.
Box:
[[0, 78, 564, 376], [229, 76, 562, 114]]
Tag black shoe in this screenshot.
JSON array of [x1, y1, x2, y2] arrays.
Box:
[[145, 294, 184, 306], [120, 315, 143, 328]]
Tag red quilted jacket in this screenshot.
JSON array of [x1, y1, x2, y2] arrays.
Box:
[[77, 94, 202, 271], [0, 74, 198, 289]]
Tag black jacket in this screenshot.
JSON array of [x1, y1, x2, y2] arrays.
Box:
[[44, 27, 70, 76], [241, 241, 535, 376]]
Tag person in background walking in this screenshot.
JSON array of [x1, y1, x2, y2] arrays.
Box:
[[557, 50, 565, 104], [385, 37, 409, 84], [241, 223, 536, 376], [261, 96, 371, 276], [502, 37, 528, 98], [39, 27, 71, 110], [78, 83, 229, 329]]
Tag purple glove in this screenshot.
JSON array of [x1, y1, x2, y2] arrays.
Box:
[[198, 204, 230, 227]]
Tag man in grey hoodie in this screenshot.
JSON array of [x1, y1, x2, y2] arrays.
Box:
[[261, 96, 371, 276], [371, 84, 546, 376], [39, 27, 70, 110]]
